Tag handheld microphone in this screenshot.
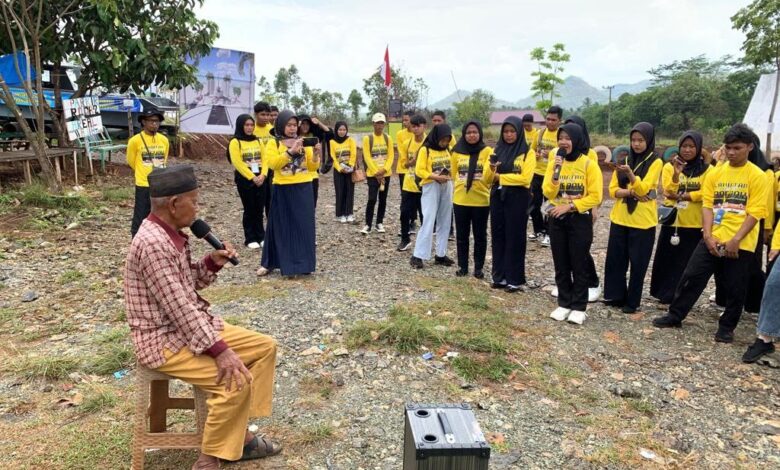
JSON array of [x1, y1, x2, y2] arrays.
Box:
[[552, 148, 566, 182], [190, 219, 239, 266]]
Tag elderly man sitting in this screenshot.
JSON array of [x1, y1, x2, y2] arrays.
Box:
[[123, 165, 281, 470]]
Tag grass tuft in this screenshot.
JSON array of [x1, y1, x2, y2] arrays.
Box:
[[100, 186, 134, 202], [81, 384, 119, 413], [6, 355, 81, 380]]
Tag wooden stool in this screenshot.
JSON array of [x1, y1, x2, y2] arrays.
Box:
[[131, 365, 209, 470]]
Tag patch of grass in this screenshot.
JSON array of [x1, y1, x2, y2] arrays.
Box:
[[81, 384, 119, 413], [84, 326, 134, 375], [46, 420, 131, 469], [6, 355, 81, 380], [627, 398, 656, 416], [201, 282, 283, 304], [299, 374, 336, 399], [222, 313, 252, 328], [100, 186, 134, 202], [58, 269, 85, 284], [451, 355, 515, 382], [0, 307, 18, 324], [292, 423, 334, 446], [18, 182, 92, 210]]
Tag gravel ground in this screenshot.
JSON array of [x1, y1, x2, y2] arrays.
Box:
[[0, 159, 778, 469]]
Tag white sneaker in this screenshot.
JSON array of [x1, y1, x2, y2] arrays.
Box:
[[360, 225, 370, 235], [551, 287, 559, 298], [376, 223, 386, 233], [540, 234, 551, 247], [338, 216, 347, 223], [708, 294, 717, 303], [588, 286, 602, 303], [347, 214, 355, 223], [529, 232, 541, 240], [550, 307, 571, 321], [567, 310, 587, 325], [260, 240, 264, 248], [247, 242, 261, 250]]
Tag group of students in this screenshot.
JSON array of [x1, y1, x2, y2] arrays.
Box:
[[126, 101, 780, 364]]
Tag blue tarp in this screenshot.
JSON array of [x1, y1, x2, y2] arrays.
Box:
[[0, 52, 36, 86]]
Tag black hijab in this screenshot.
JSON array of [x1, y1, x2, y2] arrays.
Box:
[[332, 121, 349, 144], [274, 110, 297, 139], [678, 131, 706, 178], [494, 116, 529, 173], [297, 113, 314, 137], [620, 122, 658, 213], [557, 123, 588, 162], [564, 115, 591, 150], [423, 124, 453, 151], [233, 114, 256, 142], [748, 131, 770, 171], [452, 121, 487, 191]]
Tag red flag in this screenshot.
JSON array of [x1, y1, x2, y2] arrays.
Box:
[[379, 46, 391, 88]]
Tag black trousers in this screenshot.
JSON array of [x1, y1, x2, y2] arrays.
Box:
[[604, 223, 656, 310], [400, 190, 421, 243], [131, 185, 151, 238], [235, 171, 266, 245], [650, 226, 702, 304], [365, 176, 390, 226], [312, 177, 319, 208], [668, 241, 752, 331], [585, 211, 600, 288], [714, 221, 766, 312], [263, 169, 274, 218], [549, 212, 593, 311], [399, 173, 421, 222], [528, 174, 547, 235], [333, 171, 355, 217], [491, 186, 530, 286], [454, 204, 489, 272]]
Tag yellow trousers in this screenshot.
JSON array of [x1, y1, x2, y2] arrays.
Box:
[[155, 323, 277, 461]]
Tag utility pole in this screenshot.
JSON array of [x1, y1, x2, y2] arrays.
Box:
[[603, 85, 615, 135]]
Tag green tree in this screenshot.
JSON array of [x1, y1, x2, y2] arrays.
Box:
[[529, 43, 570, 112], [732, 0, 780, 156], [273, 68, 290, 108], [452, 89, 494, 128], [362, 65, 426, 116], [256, 75, 276, 104], [347, 89, 364, 123]]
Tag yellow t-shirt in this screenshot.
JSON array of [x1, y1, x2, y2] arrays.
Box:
[[229, 138, 267, 181], [126, 131, 169, 187], [542, 154, 603, 212], [524, 128, 539, 154], [775, 170, 780, 213], [764, 169, 775, 230], [329, 138, 357, 173], [252, 123, 274, 146], [608, 157, 663, 229], [534, 128, 558, 175], [451, 147, 494, 207], [772, 224, 780, 250], [702, 161, 769, 252], [395, 128, 413, 174], [497, 150, 537, 187], [416, 147, 453, 186], [264, 140, 318, 185], [362, 134, 395, 177], [401, 137, 426, 193], [660, 163, 712, 229]]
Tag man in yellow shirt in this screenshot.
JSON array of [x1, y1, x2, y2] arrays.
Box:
[[653, 124, 769, 343], [361, 113, 394, 234], [529, 106, 562, 247], [253, 102, 274, 217], [126, 107, 169, 237]]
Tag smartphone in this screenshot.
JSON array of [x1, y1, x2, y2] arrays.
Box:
[[489, 153, 498, 165], [302, 137, 319, 147], [617, 153, 627, 165]]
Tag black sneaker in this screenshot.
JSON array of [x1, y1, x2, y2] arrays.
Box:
[[455, 268, 467, 277], [491, 281, 507, 289], [714, 327, 734, 343], [409, 221, 417, 234], [434, 256, 454, 266], [652, 315, 682, 328], [621, 306, 637, 314], [410, 256, 424, 269], [474, 270, 485, 279], [397, 240, 412, 252], [742, 339, 775, 363]]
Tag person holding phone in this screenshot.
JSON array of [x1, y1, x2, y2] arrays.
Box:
[[298, 114, 331, 208], [543, 123, 603, 324], [742, 229, 780, 363], [329, 121, 357, 223], [450, 121, 493, 278], [398, 115, 427, 251], [361, 113, 395, 234], [257, 110, 321, 277], [229, 114, 268, 250], [649, 131, 712, 304], [410, 124, 455, 269], [489, 116, 537, 291], [603, 122, 663, 314], [653, 124, 769, 343]]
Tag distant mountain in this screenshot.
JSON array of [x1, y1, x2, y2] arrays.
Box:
[[430, 90, 518, 111], [430, 76, 653, 111]]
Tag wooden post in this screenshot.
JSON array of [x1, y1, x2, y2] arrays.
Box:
[[54, 155, 61, 182], [72, 150, 78, 186], [23, 160, 32, 184]]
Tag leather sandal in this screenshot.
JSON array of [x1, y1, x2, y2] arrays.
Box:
[[238, 435, 282, 461]]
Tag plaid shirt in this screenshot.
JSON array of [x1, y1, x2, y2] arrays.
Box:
[[124, 214, 224, 368]]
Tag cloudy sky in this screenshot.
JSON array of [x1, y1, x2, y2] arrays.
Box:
[[197, 0, 752, 105]]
